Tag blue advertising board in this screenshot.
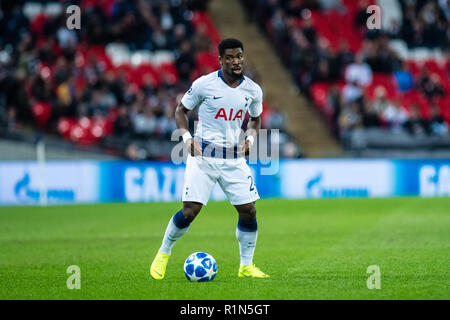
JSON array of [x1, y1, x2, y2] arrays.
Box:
[[0, 159, 448, 206], [393, 159, 450, 197], [97, 160, 281, 203], [0, 161, 99, 205]]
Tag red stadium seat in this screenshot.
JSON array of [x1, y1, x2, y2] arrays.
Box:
[[196, 52, 219, 70], [310, 6, 364, 52], [424, 60, 444, 75], [90, 119, 106, 139], [158, 63, 179, 85], [133, 63, 159, 87], [86, 45, 114, 71], [366, 73, 399, 100], [194, 52, 220, 79], [76, 44, 114, 72], [32, 102, 51, 128], [260, 102, 272, 129], [69, 116, 107, 145], [311, 83, 331, 111], [106, 108, 119, 135], [405, 60, 421, 76], [82, 0, 115, 16], [69, 124, 87, 143], [192, 12, 222, 46], [58, 117, 77, 139], [30, 13, 47, 38], [434, 96, 450, 123], [401, 90, 431, 118]]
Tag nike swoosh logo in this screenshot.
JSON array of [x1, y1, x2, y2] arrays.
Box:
[[213, 96, 223, 100], [152, 270, 162, 277]]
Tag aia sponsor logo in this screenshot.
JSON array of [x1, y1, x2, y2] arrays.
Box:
[[215, 108, 244, 121]]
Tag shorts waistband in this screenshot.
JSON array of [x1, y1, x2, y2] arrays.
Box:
[[199, 140, 241, 159]]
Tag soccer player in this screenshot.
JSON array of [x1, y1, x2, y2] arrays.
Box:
[[150, 38, 269, 279]]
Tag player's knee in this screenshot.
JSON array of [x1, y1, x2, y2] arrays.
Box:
[[182, 202, 202, 220], [247, 204, 257, 219], [238, 203, 257, 220], [182, 208, 198, 221]]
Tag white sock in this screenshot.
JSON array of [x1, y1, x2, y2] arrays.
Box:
[[158, 217, 190, 255], [236, 228, 258, 266]]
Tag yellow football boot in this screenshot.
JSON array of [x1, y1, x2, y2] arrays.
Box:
[[150, 252, 170, 280], [238, 264, 270, 278]]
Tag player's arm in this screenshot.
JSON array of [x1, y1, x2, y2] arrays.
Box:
[[175, 103, 202, 156], [246, 116, 261, 140], [239, 116, 261, 156], [240, 85, 263, 156]]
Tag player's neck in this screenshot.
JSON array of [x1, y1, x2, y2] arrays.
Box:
[[220, 69, 243, 88]]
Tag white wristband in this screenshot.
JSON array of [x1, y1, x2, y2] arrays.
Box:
[[182, 131, 192, 144], [246, 135, 255, 147]]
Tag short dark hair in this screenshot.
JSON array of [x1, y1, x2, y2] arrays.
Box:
[[218, 38, 244, 57]]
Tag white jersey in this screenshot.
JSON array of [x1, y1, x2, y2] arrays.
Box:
[[181, 70, 263, 148]]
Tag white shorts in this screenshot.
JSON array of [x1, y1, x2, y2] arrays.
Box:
[[182, 155, 260, 206]]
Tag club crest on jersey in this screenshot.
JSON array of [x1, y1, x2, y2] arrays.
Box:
[[215, 108, 243, 121]]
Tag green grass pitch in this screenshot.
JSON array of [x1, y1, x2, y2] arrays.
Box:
[[0, 197, 449, 300]]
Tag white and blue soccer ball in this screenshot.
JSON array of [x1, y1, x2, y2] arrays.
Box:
[[184, 252, 217, 282]]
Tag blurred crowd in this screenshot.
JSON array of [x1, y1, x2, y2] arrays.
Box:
[[0, 0, 299, 159], [3, 0, 445, 158], [241, 0, 449, 149], [0, 0, 199, 142]]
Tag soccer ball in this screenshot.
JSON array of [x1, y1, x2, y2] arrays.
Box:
[[184, 252, 217, 282]]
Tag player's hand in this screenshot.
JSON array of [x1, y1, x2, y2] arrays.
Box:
[[186, 138, 203, 157], [237, 140, 251, 156]]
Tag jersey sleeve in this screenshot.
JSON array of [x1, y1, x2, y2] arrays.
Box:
[[248, 85, 263, 118], [181, 77, 205, 110]]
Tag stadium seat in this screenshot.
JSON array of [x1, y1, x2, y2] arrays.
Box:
[[439, 97, 450, 122], [43, 2, 63, 16], [367, 73, 399, 100], [82, 0, 116, 15], [377, 0, 403, 30], [70, 117, 108, 145], [158, 63, 179, 84], [150, 51, 176, 65], [390, 40, 409, 61], [23, 2, 43, 20], [401, 90, 431, 118], [424, 60, 448, 83], [194, 52, 220, 78], [410, 48, 433, 62], [58, 117, 77, 139], [405, 59, 421, 76], [260, 104, 272, 129], [130, 51, 152, 67], [311, 83, 330, 111], [86, 46, 114, 71], [310, 5, 364, 52], [133, 63, 159, 87], [90, 118, 107, 139], [30, 13, 47, 37], [192, 12, 221, 46], [32, 102, 51, 128], [105, 43, 132, 67]]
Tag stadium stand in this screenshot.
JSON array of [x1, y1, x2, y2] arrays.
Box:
[[0, 0, 301, 160], [240, 0, 450, 157]]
